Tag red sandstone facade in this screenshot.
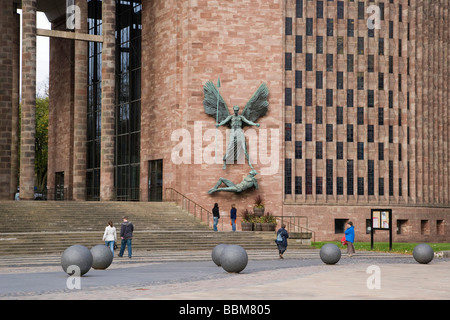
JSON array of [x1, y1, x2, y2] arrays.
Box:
[[1, 0, 449, 242]]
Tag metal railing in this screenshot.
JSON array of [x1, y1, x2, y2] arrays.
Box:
[[164, 188, 229, 230], [164, 188, 315, 238], [273, 215, 315, 242]]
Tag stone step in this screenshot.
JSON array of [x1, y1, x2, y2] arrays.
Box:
[[0, 231, 310, 255], [0, 201, 312, 256]]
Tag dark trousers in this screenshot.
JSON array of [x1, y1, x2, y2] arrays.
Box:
[[119, 239, 132, 257]]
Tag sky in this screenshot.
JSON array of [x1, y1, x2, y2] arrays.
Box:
[[18, 10, 51, 97], [36, 12, 51, 96]]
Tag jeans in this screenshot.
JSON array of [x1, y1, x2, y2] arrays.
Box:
[[213, 217, 219, 232], [119, 239, 132, 257], [105, 241, 115, 257], [231, 219, 236, 232]]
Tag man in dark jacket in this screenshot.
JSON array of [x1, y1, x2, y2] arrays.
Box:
[[119, 216, 134, 258]]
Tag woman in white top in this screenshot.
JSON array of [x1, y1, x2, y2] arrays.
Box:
[[103, 221, 117, 256]]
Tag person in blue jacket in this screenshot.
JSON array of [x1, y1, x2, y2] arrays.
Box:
[[230, 204, 237, 232], [345, 221, 355, 256], [275, 224, 289, 259]]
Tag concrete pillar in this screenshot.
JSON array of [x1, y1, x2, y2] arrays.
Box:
[[20, 0, 37, 200], [0, 0, 14, 200], [72, 0, 88, 200], [100, 0, 116, 201], [10, 9, 21, 198]]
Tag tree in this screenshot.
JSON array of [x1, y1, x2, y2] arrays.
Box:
[[35, 96, 48, 191]]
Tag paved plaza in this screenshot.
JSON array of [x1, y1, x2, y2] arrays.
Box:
[[0, 249, 449, 301]]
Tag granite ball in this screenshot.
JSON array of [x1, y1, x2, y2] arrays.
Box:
[[212, 244, 229, 267], [61, 245, 93, 276], [220, 245, 248, 273], [320, 243, 341, 265], [91, 244, 114, 270], [413, 243, 434, 264]]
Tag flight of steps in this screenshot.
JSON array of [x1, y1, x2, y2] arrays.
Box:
[[0, 201, 310, 256]]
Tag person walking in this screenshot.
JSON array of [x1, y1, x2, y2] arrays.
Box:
[[119, 216, 134, 258], [102, 221, 117, 256], [230, 204, 237, 232], [275, 224, 289, 259], [345, 221, 355, 256], [212, 203, 220, 232]]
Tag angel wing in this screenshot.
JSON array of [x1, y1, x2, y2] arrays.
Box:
[[241, 83, 269, 124], [203, 81, 230, 125]]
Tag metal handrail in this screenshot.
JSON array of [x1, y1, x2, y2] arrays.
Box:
[[164, 188, 315, 239], [165, 188, 222, 229], [273, 215, 315, 243]]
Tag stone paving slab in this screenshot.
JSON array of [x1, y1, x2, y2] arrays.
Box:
[[0, 249, 449, 301]]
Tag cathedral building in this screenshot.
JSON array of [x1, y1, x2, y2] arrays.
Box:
[[0, 0, 449, 241]]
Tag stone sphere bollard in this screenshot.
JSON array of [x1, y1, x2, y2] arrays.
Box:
[[220, 245, 248, 273], [91, 244, 114, 270], [211, 244, 229, 267], [413, 243, 434, 264], [61, 244, 93, 276], [319, 243, 341, 265]]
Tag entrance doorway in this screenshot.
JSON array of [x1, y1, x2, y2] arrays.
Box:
[[55, 171, 64, 200], [148, 159, 163, 201]]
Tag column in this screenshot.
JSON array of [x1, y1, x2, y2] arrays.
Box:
[[0, 0, 14, 200], [10, 9, 21, 198], [20, 0, 37, 200], [100, 0, 116, 201], [72, 0, 88, 200]]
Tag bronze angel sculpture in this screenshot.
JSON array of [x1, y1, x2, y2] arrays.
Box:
[[203, 80, 269, 170]]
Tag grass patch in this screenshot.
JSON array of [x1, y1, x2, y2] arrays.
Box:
[[312, 242, 450, 255]]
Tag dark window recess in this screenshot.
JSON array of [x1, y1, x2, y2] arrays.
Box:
[[326, 159, 333, 195], [357, 142, 364, 160], [306, 159, 313, 195], [285, 88, 292, 106], [368, 160, 374, 195], [316, 177, 323, 194], [337, 177, 344, 195], [347, 124, 354, 142], [357, 107, 364, 124], [285, 17, 292, 35], [295, 70, 302, 88], [389, 160, 394, 196], [326, 88, 333, 106], [347, 160, 354, 195], [337, 142, 343, 159], [295, 106, 302, 123], [326, 124, 333, 142], [295, 141, 302, 159], [368, 125, 374, 142], [115, 0, 142, 201], [347, 89, 354, 107], [285, 159, 292, 195], [316, 141, 323, 159], [306, 88, 313, 106], [285, 123, 292, 141], [316, 106, 323, 124], [335, 219, 347, 233], [358, 177, 364, 195], [295, 176, 302, 194], [306, 18, 313, 35], [285, 52, 292, 70], [337, 107, 343, 125], [306, 124, 313, 141], [296, 35, 303, 53], [296, 0, 303, 18]]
